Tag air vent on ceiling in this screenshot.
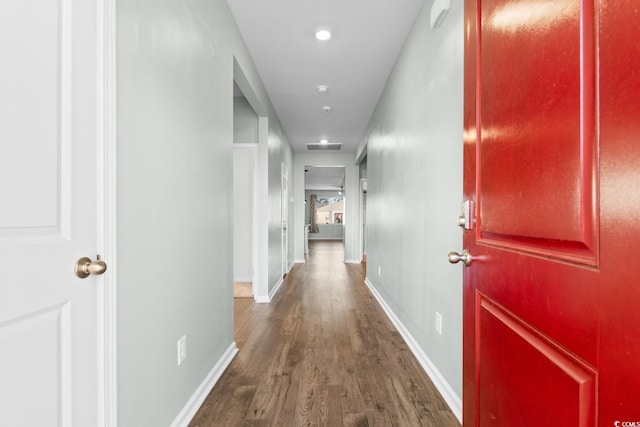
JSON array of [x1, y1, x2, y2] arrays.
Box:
[[306, 143, 342, 151]]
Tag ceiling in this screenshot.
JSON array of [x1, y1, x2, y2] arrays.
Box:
[[226, 0, 424, 155]]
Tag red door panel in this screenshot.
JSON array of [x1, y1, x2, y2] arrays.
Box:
[[478, 0, 598, 265], [464, 0, 640, 425], [480, 0, 586, 244], [478, 295, 596, 426]]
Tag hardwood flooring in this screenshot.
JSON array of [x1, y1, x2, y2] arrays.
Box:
[[234, 282, 253, 298], [190, 241, 460, 427]]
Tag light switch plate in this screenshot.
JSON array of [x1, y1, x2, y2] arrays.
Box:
[[177, 335, 187, 365], [435, 312, 443, 335]]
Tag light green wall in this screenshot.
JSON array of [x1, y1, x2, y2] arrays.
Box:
[[357, 0, 464, 409], [233, 148, 254, 281], [117, 0, 291, 424], [233, 97, 258, 144], [359, 156, 367, 179]]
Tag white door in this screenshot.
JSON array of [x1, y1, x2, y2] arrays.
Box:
[[281, 164, 288, 277], [360, 179, 367, 261], [0, 0, 106, 425]]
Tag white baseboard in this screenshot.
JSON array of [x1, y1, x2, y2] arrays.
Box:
[[170, 342, 238, 427], [294, 259, 306, 264], [255, 276, 284, 304], [287, 262, 295, 274], [233, 277, 252, 283], [254, 294, 270, 303], [269, 277, 284, 300], [308, 238, 344, 241], [344, 259, 361, 264], [364, 279, 462, 423]]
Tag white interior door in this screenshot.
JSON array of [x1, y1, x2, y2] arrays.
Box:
[[0, 0, 105, 425], [282, 164, 288, 277]]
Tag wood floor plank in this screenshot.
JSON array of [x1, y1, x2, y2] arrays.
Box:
[[315, 385, 344, 426], [189, 241, 460, 427]]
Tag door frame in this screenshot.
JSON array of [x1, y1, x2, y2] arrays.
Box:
[[233, 59, 270, 302], [359, 178, 367, 263], [99, 0, 118, 424], [281, 163, 289, 277]]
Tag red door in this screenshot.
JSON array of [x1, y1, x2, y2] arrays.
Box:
[[462, 0, 640, 425]]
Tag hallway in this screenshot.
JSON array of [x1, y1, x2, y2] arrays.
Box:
[[190, 241, 460, 426]]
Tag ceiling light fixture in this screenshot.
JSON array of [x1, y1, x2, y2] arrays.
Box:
[[322, 105, 332, 114], [320, 139, 328, 144], [315, 27, 332, 41], [317, 85, 329, 94]]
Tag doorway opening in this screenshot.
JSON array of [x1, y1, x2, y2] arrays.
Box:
[[232, 80, 258, 300], [304, 166, 346, 252]]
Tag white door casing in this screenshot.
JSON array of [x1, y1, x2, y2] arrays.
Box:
[[282, 164, 289, 277], [0, 0, 113, 425], [360, 178, 367, 261]]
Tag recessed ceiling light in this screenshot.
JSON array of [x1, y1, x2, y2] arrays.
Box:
[[317, 85, 329, 94], [322, 105, 331, 114], [320, 139, 328, 144], [315, 27, 332, 41]]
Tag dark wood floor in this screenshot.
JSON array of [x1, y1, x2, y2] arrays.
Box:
[[190, 241, 460, 426]]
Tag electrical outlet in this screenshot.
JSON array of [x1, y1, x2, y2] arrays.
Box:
[[177, 335, 187, 365], [435, 312, 443, 335]]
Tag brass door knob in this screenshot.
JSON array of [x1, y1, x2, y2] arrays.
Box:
[[448, 249, 472, 267], [75, 255, 107, 278]]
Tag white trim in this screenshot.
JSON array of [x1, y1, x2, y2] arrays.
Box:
[[344, 259, 361, 264], [169, 343, 238, 427], [254, 295, 270, 303], [358, 178, 367, 263], [252, 144, 259, 296], [257, 117, 269, 300], [255, 277, 284, 304], [304, 185, 344, 191], [364, 278, 463, 422], [281, 163, 289, 281], [308, 237, 345, 241], [98, 0, 117, 425], [287, 262, 295, 274], [294, 259, 306, 264], [233, 142, 258, 150], [233, 277, 253, 283], [270, 277, 285, 300]]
